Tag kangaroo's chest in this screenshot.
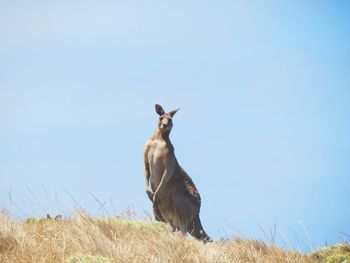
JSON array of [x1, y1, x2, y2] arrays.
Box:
[[147, 141, 172, 190]]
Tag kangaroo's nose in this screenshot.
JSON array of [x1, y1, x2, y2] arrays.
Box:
[[160, 122, 168, 129]]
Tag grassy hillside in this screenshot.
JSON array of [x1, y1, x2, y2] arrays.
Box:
[[0, 212, 348, 263]]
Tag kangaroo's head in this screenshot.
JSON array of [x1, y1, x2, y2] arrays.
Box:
[[155, 104, 180, 134]]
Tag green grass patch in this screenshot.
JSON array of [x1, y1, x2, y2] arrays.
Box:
[[310, 242, 350, 263]]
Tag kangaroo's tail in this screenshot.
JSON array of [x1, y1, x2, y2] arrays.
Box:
[[190, 215, 212, 243]]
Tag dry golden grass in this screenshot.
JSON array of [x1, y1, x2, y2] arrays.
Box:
[[0, 211, 316, 263]]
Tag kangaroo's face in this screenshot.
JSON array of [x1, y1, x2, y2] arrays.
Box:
[[159, 114, 173, 132], [155, 104, 179, 133]]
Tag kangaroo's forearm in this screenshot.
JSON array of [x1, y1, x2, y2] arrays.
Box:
[[144, 168, 151, 190], [154, 169, 172, 196], [144, 167, 154, 201]]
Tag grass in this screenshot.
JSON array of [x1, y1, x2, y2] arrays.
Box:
[[0, 211, 349, 263], [309, 242, 350, 263]]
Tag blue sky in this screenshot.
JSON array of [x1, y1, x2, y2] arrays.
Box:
[[1, 0, 349, 250]]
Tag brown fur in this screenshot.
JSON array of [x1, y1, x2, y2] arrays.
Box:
[[143, 104, 211, 242]]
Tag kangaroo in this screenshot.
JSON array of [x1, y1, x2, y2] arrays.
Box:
[[143, 104, 212, 242]]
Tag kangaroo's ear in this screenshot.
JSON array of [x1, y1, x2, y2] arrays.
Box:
[[155, 104, 165, 116], [169, 108, 180, 117]]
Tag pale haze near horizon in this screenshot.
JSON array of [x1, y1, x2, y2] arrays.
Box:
[[1, 0, 349, 249]]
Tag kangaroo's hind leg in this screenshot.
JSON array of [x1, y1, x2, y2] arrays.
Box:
[[171, 193, 197, 235]]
